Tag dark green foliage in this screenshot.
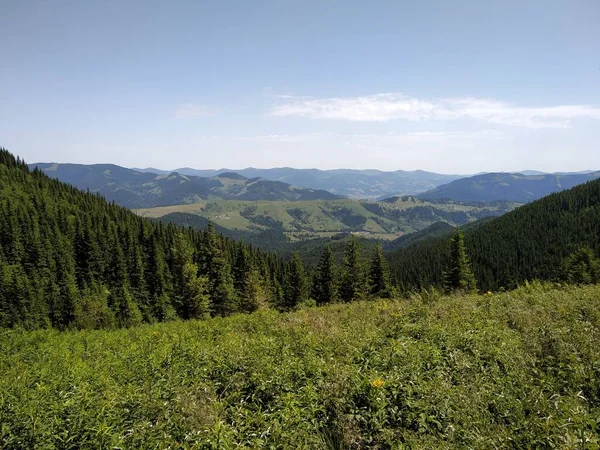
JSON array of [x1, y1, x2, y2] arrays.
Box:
[[201, 223, 236, 316], [233, 244, 266, 313], [443, 230, 477, 293], [368, 243, 393, 298], [283, 252, 308, 310], [562, 247, 600, 285], [339, 236, 367, 302], [384, 221, 454, 251], [171, 233, 210, 319], [312, 246, 338, 305], [0, 149, 294, 329], [389, 178, 600, 292]]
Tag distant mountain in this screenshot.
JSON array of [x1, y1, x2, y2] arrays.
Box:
[[417, 172, 600, 203], [132, 167, 464, 199], [30, 163, 341, 208]]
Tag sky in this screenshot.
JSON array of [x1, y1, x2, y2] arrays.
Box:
[[1, 0, 599, 174]]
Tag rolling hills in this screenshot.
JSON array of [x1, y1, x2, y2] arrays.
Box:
[[30, 163, 340, 208], [418, 171, 600, 203], [134, 197, 517, 242]]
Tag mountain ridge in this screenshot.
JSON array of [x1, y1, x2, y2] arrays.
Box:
[[417, 171, 600, 203], [29, 162, 341, 208]]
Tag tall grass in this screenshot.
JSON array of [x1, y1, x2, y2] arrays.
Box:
[[1, 283, 599, 448]]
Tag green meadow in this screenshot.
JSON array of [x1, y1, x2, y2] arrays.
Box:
[[2, 282, 599, 449]]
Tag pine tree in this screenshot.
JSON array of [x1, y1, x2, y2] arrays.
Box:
[[283, 252, 307, 310], [369, 243, 393, 298], [312, 245, 337, 305], [340, 236, 366, 302], [443, 230, 477, 293]]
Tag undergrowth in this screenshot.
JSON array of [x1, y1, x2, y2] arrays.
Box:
[[1, 283, 600, 448]]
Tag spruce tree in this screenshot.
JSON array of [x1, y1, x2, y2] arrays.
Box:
[[443, 230, 477, 293], [369, 243, 393, 298], [233, 245, 266, 313], [203, 223, 235, 316], [312, 245, 337, 305], [283, 252, 307, 310], [340, 236, 367, 302], [172, 233, 210, 319]]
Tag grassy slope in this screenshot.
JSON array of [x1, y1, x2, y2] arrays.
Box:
[[2, 283, 599, 448], [133, 197, 516, 241]]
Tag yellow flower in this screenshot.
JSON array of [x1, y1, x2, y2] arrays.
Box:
[[371, 378, 385, 388], [487, 291, 493, 295]]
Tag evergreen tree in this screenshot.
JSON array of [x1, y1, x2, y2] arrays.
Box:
[[0, 148, 307, 330], [283, 252, 307, 310], [562, 247, 600, 285], [233, 245, 266, 313], [443, 230, 477, 293], [369, 243, 393, 298], [172, 233, 210, 319], [203, 223, 235, 316], [312, 245, 337, 305], [340, 236, 366, 302]]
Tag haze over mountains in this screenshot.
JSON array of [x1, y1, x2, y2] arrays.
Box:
[[132, 166, 463, 199], [30, 161, 600, 246], [418, 171, 600, 203], [30, 163, 340, 208]]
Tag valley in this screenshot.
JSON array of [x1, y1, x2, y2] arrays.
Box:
[[133, 197, 517, 242]]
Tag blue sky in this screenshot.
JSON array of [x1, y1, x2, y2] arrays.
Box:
[[1, 0, 599, 173]]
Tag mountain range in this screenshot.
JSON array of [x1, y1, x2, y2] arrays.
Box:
[[29, 163, 340, 208], [417, 171, 600, 203], [133, 166, 463, 199]]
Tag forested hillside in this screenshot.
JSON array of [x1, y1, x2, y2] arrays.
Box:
[[389, 178, 600, 291], [0, 150, 299, 329]]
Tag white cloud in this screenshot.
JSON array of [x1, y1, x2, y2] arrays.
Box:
[[270, 93, 600, 128], [174, 103, 218, 118]]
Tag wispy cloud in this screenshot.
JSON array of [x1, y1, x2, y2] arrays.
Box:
[[270, 93, 600, 128], [175, 103, 218, 118]]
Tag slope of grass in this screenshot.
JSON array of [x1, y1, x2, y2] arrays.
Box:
[[134, 197, 517, 241], [2, 283, 599, 448]]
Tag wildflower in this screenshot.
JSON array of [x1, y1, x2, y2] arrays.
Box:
[[371, 378, 385, 388], [487, 291, 493, 295]]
